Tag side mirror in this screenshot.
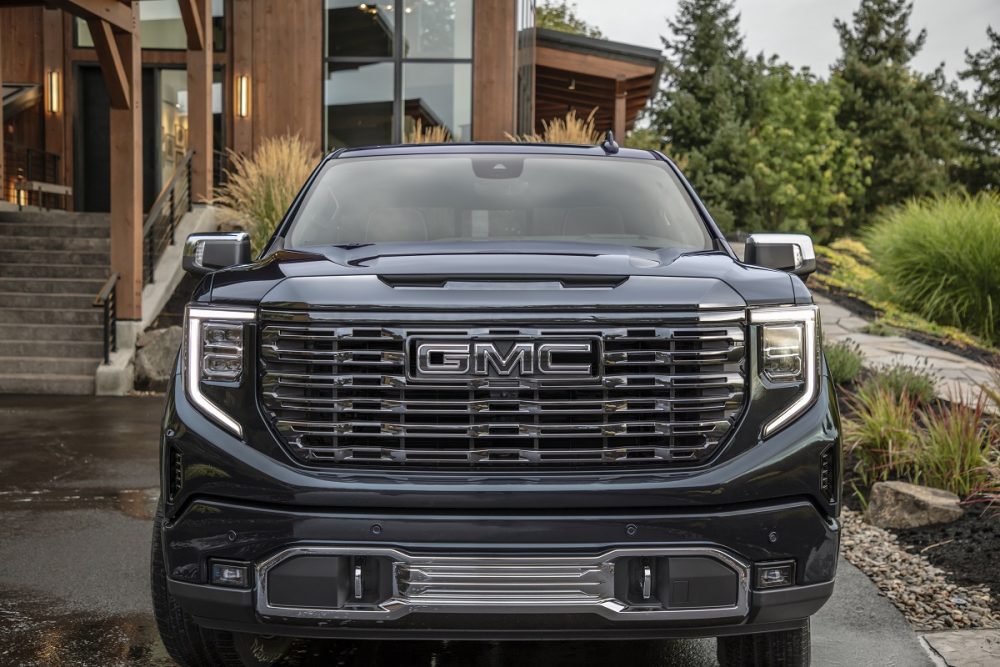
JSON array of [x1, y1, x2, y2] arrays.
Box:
[[183, 232, 252, 276], [744, 233, 816, 277]]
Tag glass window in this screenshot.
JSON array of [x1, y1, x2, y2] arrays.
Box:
[[326, 62, 395, 149], [76, 0, 225, 50], [402, 63, 471, 142], [326, 0, 394, 58], [285, 155, 713, 252], [324, 0, 473, 147], [402, 0, 472, 59]]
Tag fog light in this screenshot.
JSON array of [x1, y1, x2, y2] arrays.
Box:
[[756, 561, 795, 589], [211, 561, 250, 588]]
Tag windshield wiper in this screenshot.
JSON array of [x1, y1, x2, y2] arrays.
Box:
[[333, 243, 375, 250]]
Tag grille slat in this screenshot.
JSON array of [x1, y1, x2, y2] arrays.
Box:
[[259, 313, 747, 468]]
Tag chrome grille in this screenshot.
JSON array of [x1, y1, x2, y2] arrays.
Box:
[[259, 311, 746, 467]]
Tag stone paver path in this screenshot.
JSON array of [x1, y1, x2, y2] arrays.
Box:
[[817, 294, 996, 406], [922, 629, 1000, 666]]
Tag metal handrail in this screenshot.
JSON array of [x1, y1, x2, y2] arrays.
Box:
[[92, 273, 120, 365], [143, 150, 194, 285]]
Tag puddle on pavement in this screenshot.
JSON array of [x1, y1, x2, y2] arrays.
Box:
[[0, 593, 172, 667], [0, 487, 159, 520], [0, 589, 713, 667]]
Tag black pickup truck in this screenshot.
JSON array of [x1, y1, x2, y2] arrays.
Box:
[[152, 141, 841, 667]]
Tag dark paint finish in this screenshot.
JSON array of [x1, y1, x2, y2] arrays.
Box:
[[162, 143, 841, 644]]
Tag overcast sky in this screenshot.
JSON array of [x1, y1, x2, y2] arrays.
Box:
[[571, 0, 998, 84]]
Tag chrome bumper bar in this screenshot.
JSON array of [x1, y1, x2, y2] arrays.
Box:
[[255, 546, 751, 622]]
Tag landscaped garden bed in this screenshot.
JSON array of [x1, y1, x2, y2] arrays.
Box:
[[815, 221, 1000, 630]]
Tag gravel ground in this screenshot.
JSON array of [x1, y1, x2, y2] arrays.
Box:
[[841, 507, 1000, 631]]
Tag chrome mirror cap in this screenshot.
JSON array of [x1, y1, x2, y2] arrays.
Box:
[[183, 232, 252, 276], [744, 233, 816, 277]]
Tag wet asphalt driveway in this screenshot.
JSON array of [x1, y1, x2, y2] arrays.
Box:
[[0, 395, 932, 667]]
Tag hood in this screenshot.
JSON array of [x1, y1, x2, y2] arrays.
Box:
[[206, 243, 802, 311]]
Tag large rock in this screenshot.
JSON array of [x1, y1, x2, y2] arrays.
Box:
[[866, 480, 964, 529], [135, 326, 183, 391]]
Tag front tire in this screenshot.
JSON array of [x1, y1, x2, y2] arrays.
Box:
[[150, 502, 295, 667], [716, 621, 811, 667]]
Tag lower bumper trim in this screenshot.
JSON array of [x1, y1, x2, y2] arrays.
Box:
[[255, 545, 750, 622]]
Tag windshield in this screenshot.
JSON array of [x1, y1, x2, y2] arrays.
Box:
[[284, 154, 713, 251]]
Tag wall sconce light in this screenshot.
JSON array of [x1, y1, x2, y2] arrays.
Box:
[[47, 70, 60, 114], [236, 75, 250, 118]]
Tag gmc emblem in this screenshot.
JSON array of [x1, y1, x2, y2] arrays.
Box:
[[410, 339, 600, 380]]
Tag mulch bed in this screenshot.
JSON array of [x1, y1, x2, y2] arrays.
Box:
[[893, 505, 1000, 613]]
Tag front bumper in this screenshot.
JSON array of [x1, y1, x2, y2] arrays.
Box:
[[160, 365, 841, 639], [163, 496, 837, 639]]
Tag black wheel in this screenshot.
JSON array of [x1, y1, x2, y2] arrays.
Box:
[[150, 501, 296, 667], [716, 621, 811, 667]]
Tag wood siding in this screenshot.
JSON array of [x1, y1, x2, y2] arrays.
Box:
[[230, 0, 322, 153], [473, 0, 517, 140]]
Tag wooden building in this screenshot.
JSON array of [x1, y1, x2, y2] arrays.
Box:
[[0, 0, 662, 324]]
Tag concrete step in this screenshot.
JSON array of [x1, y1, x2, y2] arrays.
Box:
[[0, 307, 102, 325], [0, 264, 109, 279], [0, 373, 96, 395], [0, 248, 110, 266], [0, 356, 101, 375], [0, 223, 110, 239], [0, 211, 110, 225], [0, 292, 97, 309], [0, 235, 110, 252], [0, 339, 105, 358], [0, 323, 103, 341], [0, 277, 107, 294]]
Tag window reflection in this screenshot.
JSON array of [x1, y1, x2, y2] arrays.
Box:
[[326, 0, 394, 58], [403, 63, 472, 142], [402, 0, 472, 59], [326, 62, 395, 149]]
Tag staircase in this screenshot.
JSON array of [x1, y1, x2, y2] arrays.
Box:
[[0, 210, 111, 394]]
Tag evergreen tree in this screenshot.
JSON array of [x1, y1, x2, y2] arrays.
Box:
[[832, 0, 958, 225], [652, 0, 757, 231], [956, 27, 1000, 192]]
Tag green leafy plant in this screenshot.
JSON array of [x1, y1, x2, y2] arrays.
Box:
[[214, 134, 319, 254], [865, 193, 1000, 346], [845, 385, 920, 486], [916, 398, 996, 498], [823, 338, 864, 385], [862, 362, 937, 405]]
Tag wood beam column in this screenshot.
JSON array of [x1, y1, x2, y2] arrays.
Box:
[[42, 9, 65, 163], [614, 78, 627, 141], [106, 3, 142, 320], [472, 0, 516, 140], [231, 0, 253, 155], [186, 0, 213, 201]]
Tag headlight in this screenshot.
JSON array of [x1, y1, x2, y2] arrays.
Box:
[[185, 306, 255, 437], [750, 305, 819, 437]]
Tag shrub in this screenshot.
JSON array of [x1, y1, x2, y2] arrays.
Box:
[[845, 385, 920, 485], [214, 134, 319, 254], [507, 109, 600, 145], [824, 338, 864, 385], [916, 398, 996, 498], [862, 362, 937, 405], [865, 193, 1000, 346]]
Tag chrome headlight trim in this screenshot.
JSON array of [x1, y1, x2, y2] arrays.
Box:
[[185, 306, 256, 437], [750, 305, 819, 438]]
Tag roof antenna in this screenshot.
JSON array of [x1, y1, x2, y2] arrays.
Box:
[[601, 130, 620, 154]]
